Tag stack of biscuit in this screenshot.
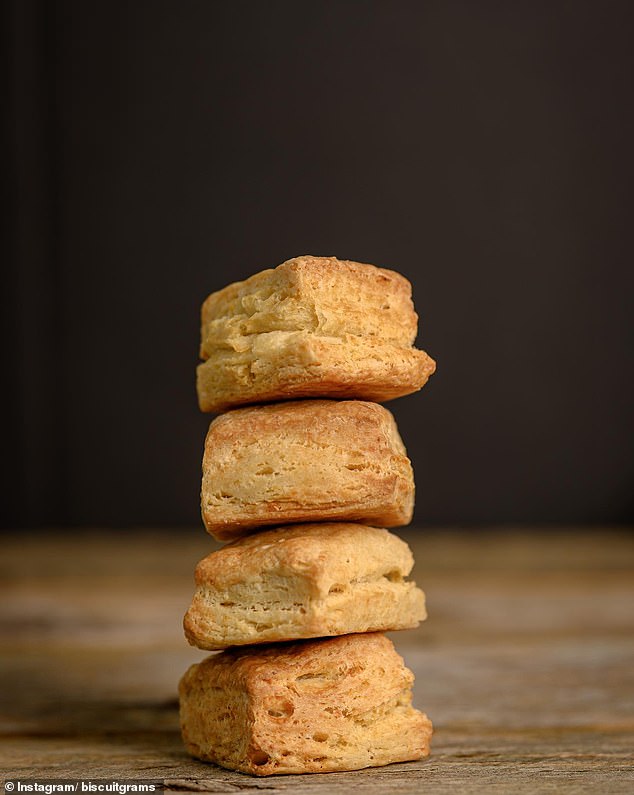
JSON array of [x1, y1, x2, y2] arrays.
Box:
[[179, 256, 436, 776]]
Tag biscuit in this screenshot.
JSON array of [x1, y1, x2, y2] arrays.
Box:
[[179, 632, 433, 775], [184, 522, 426, 650], [200, 400, 414, 540], [197, 256, 435, 412]]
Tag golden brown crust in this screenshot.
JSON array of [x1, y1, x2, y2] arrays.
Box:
[[184, 523, 426, 650], [179, 633, 433, 775], [196, 256, 435, 413], [200, 400, 414, 541]]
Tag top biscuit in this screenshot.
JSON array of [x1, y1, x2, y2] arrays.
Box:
[[197, 256, 435, 413]]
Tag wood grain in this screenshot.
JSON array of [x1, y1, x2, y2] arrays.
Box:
[[1, 529, 633, 793]]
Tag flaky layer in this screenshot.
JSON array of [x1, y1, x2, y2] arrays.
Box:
[[200, 256, 419, 357], [197, 332, 436, 413], [184, 523, 426, 649], [200, 400, 415, 541], [197, 256, 435, 413], [179, 633, 433, 775]]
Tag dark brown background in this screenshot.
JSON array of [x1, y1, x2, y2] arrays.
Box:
[[5, 0, 633, 529]]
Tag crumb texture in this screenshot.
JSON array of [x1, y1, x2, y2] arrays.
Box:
[[179, 632, 433, 775]]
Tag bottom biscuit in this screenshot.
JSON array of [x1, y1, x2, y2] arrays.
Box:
[[178, 632, 432, 776]]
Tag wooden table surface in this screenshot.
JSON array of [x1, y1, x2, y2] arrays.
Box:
[[1, 528, 633, 793]]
